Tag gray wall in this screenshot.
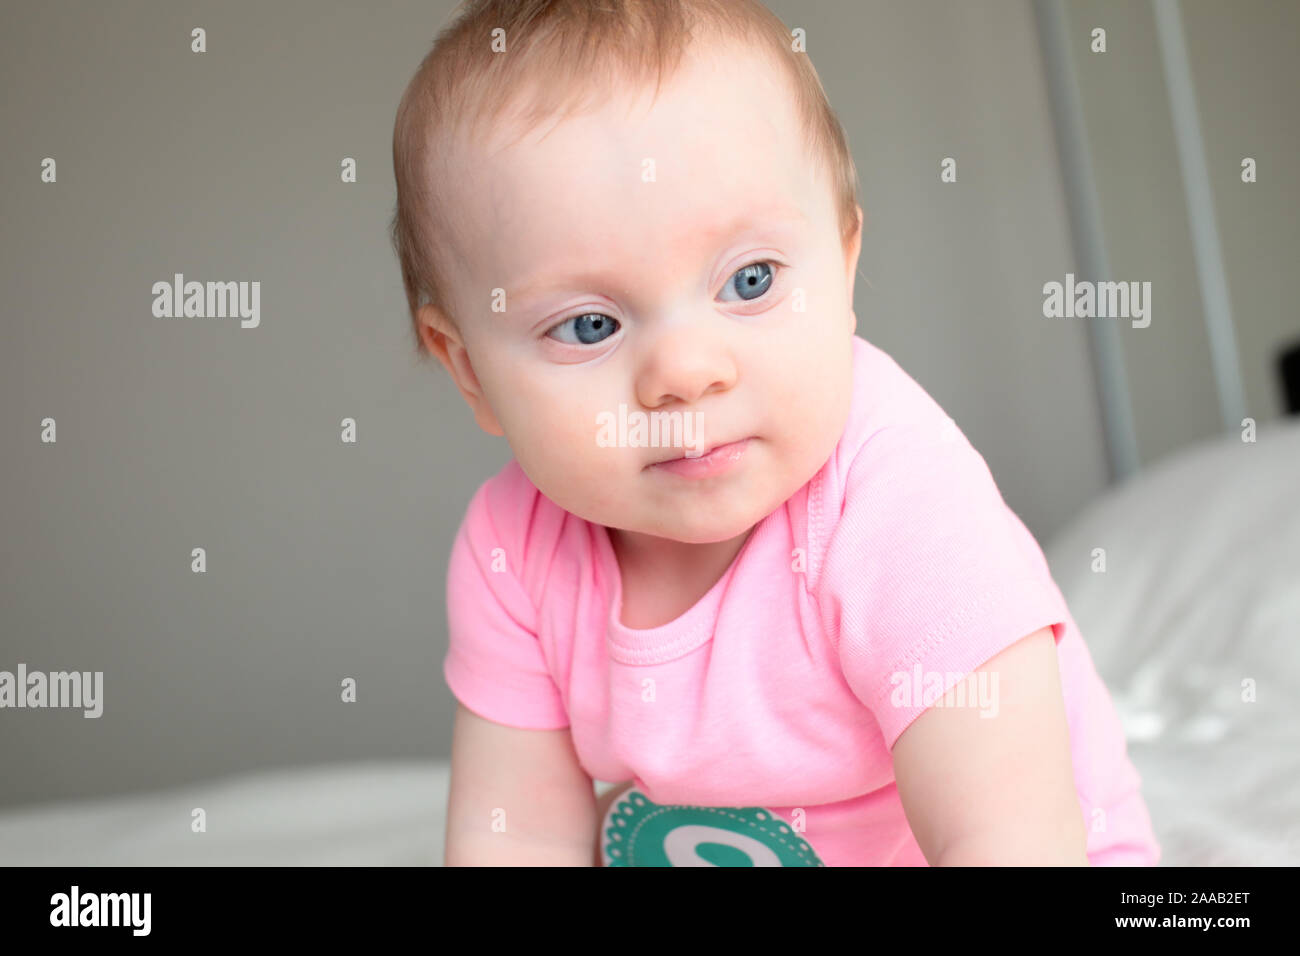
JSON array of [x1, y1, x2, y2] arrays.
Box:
[[1, 0, 1294, 808], [1062, 0, 1299, 467]]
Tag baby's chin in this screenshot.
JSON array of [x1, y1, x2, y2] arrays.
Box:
[[623, 514, 759, 546], [538, 479, 764, 544], [595, 480, 800, 545]]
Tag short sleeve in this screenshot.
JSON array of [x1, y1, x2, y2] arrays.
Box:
[[443, 484, 570, 730], [817, 422, 1070, 751]]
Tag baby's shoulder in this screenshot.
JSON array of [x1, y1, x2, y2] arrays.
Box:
[[457, 459, 573, 578], [466, 458, 543, 529], [807, 338, 1006, 583], [822, 336, 975, 513], [843, 335, 960, 457]]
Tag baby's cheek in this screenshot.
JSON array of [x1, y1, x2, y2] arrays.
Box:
[[559, 400, 608, 455], [523, 403, 623, 492]]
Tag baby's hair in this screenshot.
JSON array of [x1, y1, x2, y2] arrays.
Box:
[[389, 0, 861, 359]]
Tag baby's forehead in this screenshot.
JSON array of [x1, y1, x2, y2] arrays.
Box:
[[450, 55, 806, 198], [460, 32, 798, 158], [431, 39, 820, 285]]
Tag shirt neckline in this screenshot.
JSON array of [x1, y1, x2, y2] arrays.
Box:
[[596, 512, 770, 666]]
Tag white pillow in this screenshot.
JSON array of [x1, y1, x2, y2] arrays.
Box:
[[1044, 419, 1300, 865]]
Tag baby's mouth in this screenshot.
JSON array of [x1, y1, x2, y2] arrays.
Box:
[[645, 437, 753, 474], [647, 439, 721, 466]]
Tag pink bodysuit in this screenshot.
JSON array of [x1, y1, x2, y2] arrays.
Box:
[[443, 333, 1160, 866]]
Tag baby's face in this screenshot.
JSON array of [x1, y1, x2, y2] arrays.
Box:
[[426, 39, 861, 544]]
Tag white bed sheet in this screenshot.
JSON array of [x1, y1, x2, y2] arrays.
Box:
[[0, 760, 450, 866], [2, 422, 1296, 866], [1042, 419, 1300, 866]]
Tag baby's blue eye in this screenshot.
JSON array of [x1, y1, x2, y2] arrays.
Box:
[[544, 261, 777, 346], [547, 312, 619, 346], [720, 262, 774, 302]]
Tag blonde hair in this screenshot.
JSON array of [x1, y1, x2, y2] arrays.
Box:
[[389, 0, 860, 358]]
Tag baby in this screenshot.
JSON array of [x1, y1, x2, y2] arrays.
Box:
[[390, 0, 1160, 866]]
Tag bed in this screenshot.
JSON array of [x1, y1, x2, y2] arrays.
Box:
[[1039, 417, 1300, 867], [2, 418, 1296, 866]]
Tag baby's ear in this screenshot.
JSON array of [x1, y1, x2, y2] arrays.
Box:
[[843, 204, 865, 311], [844, 205, 864, 274], [417, 304, 505, 437], [416, 303, 456, 379], [416, 303, 454, 356]]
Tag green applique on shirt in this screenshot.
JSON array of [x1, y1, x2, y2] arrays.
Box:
[[601, 787, 825, 866]]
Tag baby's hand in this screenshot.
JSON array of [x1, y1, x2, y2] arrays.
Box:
[[890, 626, 1090, 865]]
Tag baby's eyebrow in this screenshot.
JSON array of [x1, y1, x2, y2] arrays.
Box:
[[696, 204, 808, 240], [508, 205, 807, 306]]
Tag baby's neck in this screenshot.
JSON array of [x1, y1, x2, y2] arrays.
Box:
[[606, 524, 756, 629], [608, 524, 755, 619]]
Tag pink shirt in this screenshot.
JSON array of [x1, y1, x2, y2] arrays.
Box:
[[443, 334, 1160, 866]]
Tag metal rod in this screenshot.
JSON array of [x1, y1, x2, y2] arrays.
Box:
[[1034, 0, 1141, 481], [1152, 0, 1249, 433]]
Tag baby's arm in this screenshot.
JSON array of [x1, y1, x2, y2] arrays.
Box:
[[890, 626, 1090, 866], [444, 702, 598, 866]]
